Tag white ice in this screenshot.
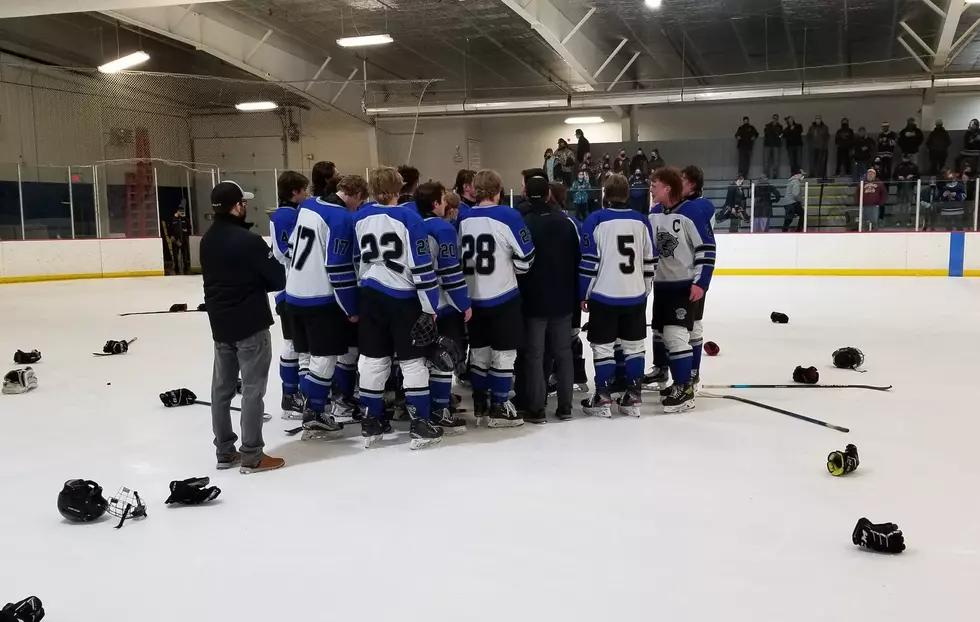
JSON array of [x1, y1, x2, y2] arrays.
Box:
[[1, 275, 978, 621]]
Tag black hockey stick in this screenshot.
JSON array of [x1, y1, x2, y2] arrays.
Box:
[[285, 426, 303, 436], [703, 383, 892, 392], [700, 390, 850, 433], [193, 399, 274, 419], [93, 337, 138, 356], [119, 308, 205, 317]]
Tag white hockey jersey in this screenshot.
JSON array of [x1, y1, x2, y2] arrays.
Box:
[[648, 197, 716, 290], [283, 197, 358, 315], [579, 206, 656, 306], [457, 204, 535, 307]]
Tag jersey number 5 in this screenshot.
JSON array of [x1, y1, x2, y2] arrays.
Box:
[[617, 235, 636, 274], [461, 234, 496, 275], [361, 232, 405, 274], [291, 226, 316, 270]]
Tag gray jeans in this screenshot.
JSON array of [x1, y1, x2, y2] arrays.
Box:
[[212, 329, 272, 465], [524, 315, 573, 413]]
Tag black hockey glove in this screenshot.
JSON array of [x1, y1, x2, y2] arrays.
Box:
[[12, 349, 41, 365], [793, 365, 819, 384], [159, 388, 197, 408], [1, 596, 44, 622], [852, 517, 905, 554], [827, 444, 860, 476], [770, 311, 790, 324], [197, 303, 207, 312], [103, 340, 129, 355], [165, 477, 221, 505], [169, 303, 188, 312]]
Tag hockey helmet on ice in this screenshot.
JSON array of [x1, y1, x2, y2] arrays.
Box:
[[429, 336, 462, 373], [57, 479, 108, 523]]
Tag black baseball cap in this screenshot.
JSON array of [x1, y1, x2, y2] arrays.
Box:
[[526, 175, 550, 200], [211, 181, 254, 211]]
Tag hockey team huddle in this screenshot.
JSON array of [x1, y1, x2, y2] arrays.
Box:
[[269, 161, 715, 450]]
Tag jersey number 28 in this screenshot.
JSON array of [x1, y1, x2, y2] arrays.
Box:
[[461, 234, 496, 275]]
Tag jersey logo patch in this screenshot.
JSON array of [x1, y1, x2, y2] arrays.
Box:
[[675, 308, 687, 320], [657, 230, 679, 258]]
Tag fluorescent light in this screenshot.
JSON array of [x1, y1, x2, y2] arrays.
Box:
[[966, 0, 980, 4], [565, 116, 604, 125], [336, 34, 393, 47], [645, 0, 663, 7], [98, 51, 149, 73], [236, 101, 278, 111]]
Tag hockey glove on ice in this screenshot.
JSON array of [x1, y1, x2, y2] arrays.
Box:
[[827, 444, 860, 476], [165, 477, 221, 505], [169, 303, 188, 312], [793, 365, 820, 384], [103, 340, 129, 355], [1, 596, 45, 622], [2, 368, 37, 395], [159, 388, 197, 407], [770, 311, 790, 324], [12, 349, 41, 364], [852, 517, 905, 553]]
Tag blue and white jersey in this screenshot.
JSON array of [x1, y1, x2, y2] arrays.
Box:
[[457, 204, 535, 307], [399, 199, 419, 215], [283, 197, 358, 315], [269, 202, 300, 304], [352, 204, 440, 315], [579, 205, 656, 306], [648, 199, 716, 290], [424, 216, 470, 316]]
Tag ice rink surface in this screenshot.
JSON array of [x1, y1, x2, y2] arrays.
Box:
[[1, 275, 978, 621]]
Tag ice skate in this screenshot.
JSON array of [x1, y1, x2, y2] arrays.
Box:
[[361, 415, 387, 448], [301, 409, 344, 441], [617, 381, 643, 417], [473, 390, 491, 427], [582, 386, 613, 418], [642, 367, 670, 391], [331, 395, 362, 425], [280, 392, 305, 420], [608, 376, 628, 396], [409, 417, 444, 450], [431, 408, 467, 435], [487, 400, 524, 428], [662, 382, 696, 414]]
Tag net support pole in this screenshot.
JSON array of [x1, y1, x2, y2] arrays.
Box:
[[858, 180, 864, 232], [915, 178, 922, 231], [975, 178, 979, 231], [17, 163, 25, 240], [93, 165, 102, 239], [510, 190, 514, 208], [273, 168, 278, 208], [749, 181, 756, 233], [185, 169, 193, 235], [68, 166, 75, 240], [803, 181, 809, 232], [154, 167, 162, 236], [210, 169, 216, 188]]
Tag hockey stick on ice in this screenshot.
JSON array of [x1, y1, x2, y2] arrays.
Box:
[[703, 383, 891, 392], [193, 399, 273, 420], [699, 390, 850, 433]]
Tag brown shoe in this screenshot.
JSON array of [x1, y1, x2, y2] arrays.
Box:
[[239, 455, 285, 475], [216, 451, 241, 470]]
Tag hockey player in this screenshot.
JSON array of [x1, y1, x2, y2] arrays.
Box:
[[353, 167, 443, 450], [648, 167, 716, 413], [578, 173, 656, 418], [415, 181, 471, 434], [458, 169, 535, 427], [319, 175, 370, 424], [283, 173, 359, 439], [397, 165, 421, 212], [270, 171, 310, 420]]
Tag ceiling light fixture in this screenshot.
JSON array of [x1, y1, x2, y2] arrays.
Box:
[[565, 116, 604, 125], [336, 34, 394, 47], [645, 0, 663, 8], [236, 101, 278, 111], [98, 51, 150, 74]]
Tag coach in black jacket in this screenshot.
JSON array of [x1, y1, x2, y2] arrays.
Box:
[[200, 180, 286, 474], [518, 173, 581, 423]]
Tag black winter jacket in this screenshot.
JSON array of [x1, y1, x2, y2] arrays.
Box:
[[897, 124, 924, 154], [200, 213, 286, 344], [784, 122, 804, 147], [518, 200, 580, 318], [926, 127, 951, 152]]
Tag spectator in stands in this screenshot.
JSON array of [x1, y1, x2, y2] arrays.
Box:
[[583, 153, 601, 186], [752, 175, 781, 232], [602, 153, 612, 171], [721, 174, 749, 233], [555, 139, 576, 185], [630, 148, 650, 177], [614, 149, 629, 174], [893, 153, 919, 212], [735, 116, 759, 177], [784, 115, 804, 174], [807, 115, 831, 179], [575, 128, 591, 164], [936, 168, 968, 230], [897, 117, 923, 165], [649, 148, 666, 172], [397, 165, 421, 204], [834, 118, 855, 177], [600, 160, 614, 185], [454, 169, 477, 207], [782, 169, 805, 232], [629, 168, 649, 214], [853, 127, 874, 180], [544, 148, 556, 182], [571, 167, 591, 221], [962, 162, 975, 200], [858, 168, 888, 230], [926, 119, 951, 175], [960, 118, 980, 173], [763, 113, 783, 179], [876, 121, 897, 180]]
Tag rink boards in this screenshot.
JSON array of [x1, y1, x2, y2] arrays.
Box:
[[0, 232, 978, 283]]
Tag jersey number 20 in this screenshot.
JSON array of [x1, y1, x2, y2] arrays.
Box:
[[461, 234, 496, 275]]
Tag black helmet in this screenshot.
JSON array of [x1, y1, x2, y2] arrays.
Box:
[[832, 347, 865, 370], [429, 336, 462, 373], [58, 479, 108, 523]]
